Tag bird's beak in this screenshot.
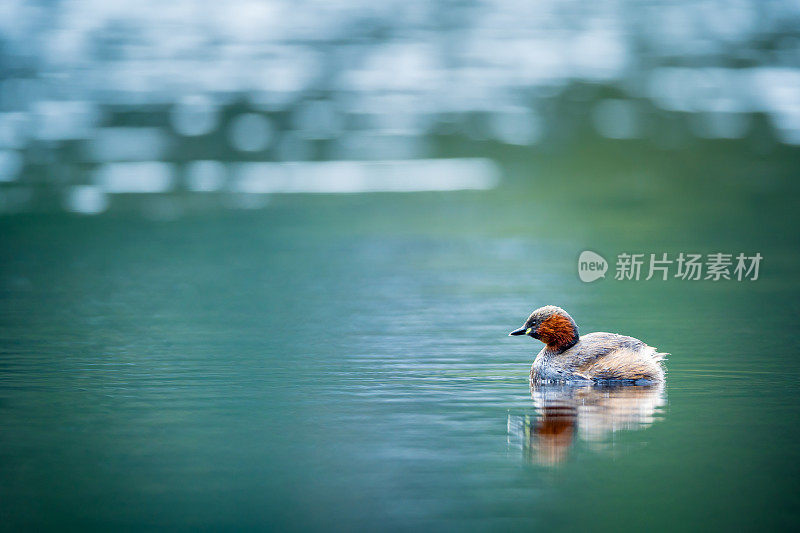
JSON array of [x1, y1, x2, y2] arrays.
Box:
[[508, 326, 531, 336]]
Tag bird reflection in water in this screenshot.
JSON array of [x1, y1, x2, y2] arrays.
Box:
[[508, 383, 666, 465]]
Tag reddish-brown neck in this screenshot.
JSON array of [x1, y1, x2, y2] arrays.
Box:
[[538, 314, 579, 353]]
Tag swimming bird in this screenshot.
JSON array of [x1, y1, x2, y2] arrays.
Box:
[[509, 306, 666, 384]]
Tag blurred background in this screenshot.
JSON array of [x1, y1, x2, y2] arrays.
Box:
[[2, 1, 800, 531], [0, 0, 799, 213]]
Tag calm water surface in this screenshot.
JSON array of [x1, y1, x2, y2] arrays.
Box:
[[2, 180, 799, 530]]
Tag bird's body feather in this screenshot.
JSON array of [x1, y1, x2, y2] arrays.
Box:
[[530, 332, 666, 384]]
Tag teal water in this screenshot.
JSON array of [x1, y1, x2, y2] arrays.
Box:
[[2, 147, 800, 530]]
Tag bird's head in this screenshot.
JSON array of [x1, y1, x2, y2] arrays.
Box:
[[509, 305, 579, 352]]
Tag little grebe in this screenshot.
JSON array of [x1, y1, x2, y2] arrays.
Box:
[[509, 306, 666, 384]]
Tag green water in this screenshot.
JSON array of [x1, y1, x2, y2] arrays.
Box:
[[2, 144, 800, 530]]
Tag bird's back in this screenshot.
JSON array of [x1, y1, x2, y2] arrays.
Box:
[[569, 332, 666, 383]]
